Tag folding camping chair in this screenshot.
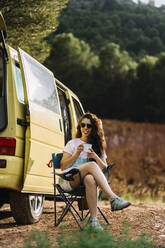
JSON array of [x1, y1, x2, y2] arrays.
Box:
[[51, 153, 115, 230]]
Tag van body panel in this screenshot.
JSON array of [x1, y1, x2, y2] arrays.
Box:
[[8, 46, 26, 159], [20, 174, 54, 194], [0, 47, 24, 190], [17, 48, 64, 193], [0, 156, 23, 191]]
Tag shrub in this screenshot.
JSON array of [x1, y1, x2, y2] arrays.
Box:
[[23, 230, 51, 248], [57, 224, 154, 248]]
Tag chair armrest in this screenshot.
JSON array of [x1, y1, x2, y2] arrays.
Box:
[[55, 167, 83, 184], [108, 162, 116, 169], [102, 162, 116, 174], [55, 167, 79, 181]]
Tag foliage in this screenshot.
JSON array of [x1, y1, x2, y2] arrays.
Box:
[[53, 0, 165, 58], [44, 33, 98, 104], [88, 42, 137, 119], [22, 225, 154, 248], [23, 230, 51, 248], [44, 0, 165, 123], [44, 33, 138, 120], [0, 0, 68, 62], [57, 224, 154, 248]]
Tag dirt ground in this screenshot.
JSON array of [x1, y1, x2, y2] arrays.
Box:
[[0, 200, 165, 248]]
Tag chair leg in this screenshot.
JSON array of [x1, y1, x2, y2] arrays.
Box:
[[54, 195, 57, 226], [57, 197, 83, 224], [84, 210, 90, 219], [58, 198, 83, 230], [55, 191, 83, 230], [97, 206, 110, 225]]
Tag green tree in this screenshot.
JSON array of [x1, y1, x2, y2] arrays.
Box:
[[130, 56, 158, 122], [53, 0, 165, 58], [151, 53, 165, 123], [90, 42, 137, 118], [44, 33, 98, 107], [0, 0, 68, 62]]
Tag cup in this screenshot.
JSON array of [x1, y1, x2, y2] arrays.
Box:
[[83, 144, 92, 152]]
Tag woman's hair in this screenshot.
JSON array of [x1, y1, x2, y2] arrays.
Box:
[[76, 112, 106, 157]]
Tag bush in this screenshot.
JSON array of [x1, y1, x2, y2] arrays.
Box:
[[57, 223, 154, 248], [23, 230, 51, 248], [23, 224, 154, 248]]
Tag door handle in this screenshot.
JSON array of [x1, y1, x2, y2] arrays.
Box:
[[17, 118, 30, 127], [59, 119, 63, 132]]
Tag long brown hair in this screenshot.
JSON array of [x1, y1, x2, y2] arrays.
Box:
[[76, 112, 106, 157]]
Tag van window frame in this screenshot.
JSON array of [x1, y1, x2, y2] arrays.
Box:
[[12, 60, 25, 104], [72, 96, 84, 122], [57, 86, 72, 144], [0, 46, 8, 131]]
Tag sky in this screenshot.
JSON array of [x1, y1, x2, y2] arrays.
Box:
[[132, 0, 165, 7]]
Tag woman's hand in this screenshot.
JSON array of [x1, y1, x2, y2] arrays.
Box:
[[87, 148, 107, 170], [75, 144, 84, 156], [87, 148, 97, 160], [61, 144, 83, 170]]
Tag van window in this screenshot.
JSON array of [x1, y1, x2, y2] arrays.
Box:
[[72, 97, 83, 122], [57, 87, 72, 144], [20, 52, 60, 114], [12, 61, 25, 104], [0, 47, 7, 131]]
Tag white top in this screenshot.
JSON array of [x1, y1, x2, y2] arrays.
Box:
[[64, 138, 107, 167]]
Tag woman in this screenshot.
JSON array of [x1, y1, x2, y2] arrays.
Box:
[[60, 112, 131, 230]]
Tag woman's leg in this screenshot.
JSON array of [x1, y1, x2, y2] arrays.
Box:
[[70, 162, 116, 200], [83, 174, 103, 230], [69, 161, 131, 213], [83, 174, 97, 217]]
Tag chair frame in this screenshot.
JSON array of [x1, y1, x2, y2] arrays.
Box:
[[51, 153, 115, 230]]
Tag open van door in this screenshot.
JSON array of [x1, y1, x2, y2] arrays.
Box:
[[18, 48, 64, 193], [8, 45, 65, 225]]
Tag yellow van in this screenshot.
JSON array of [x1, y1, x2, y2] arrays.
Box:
[[0, 12, 84, 224]]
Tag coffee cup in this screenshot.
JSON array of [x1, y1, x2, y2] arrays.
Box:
[[83, 144, 92, 152]]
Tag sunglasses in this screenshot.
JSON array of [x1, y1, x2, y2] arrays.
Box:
[[80, 123, 92, 129]]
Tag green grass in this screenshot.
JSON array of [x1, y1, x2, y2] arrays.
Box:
[[23, 230, 51, 248], [100, 191, 164, 204], [123, 193, 164, 204], [23, 223, 154, 248], [57, 223, 154, 248]]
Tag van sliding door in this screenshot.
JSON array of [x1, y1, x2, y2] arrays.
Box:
[[18, 48, 64, 193]]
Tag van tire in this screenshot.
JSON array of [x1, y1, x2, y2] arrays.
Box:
[[9, 191, 44, 224]]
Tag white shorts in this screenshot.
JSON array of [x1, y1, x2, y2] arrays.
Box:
[[59, 178, 72, 191]]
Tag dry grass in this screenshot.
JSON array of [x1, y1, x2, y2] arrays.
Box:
[[102, 119, 165, 201]]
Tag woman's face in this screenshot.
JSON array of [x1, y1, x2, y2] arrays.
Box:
[[80, 118, 92, 140]]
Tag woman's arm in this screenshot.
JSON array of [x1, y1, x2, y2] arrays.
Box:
[[60, 144, 84, 170], [87, 149, 107, 170]]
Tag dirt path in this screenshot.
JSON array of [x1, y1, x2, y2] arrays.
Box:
[[0, 201, 165, 248]]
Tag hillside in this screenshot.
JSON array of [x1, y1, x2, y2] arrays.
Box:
[[44, 0, 165, 124], [54, 0, 165, 58], [102, 119, 165, 202]]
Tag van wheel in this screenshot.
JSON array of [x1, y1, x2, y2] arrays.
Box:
[[9, 191, 44, 224]]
